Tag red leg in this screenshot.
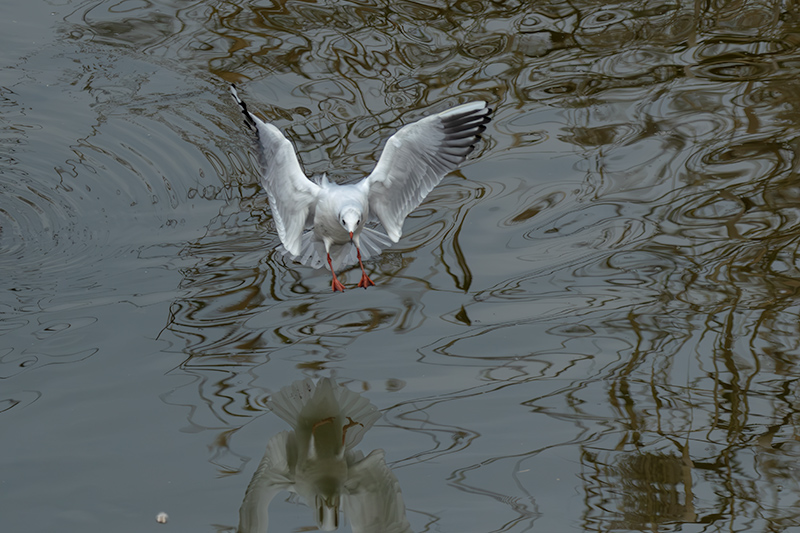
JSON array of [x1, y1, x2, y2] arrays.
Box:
[[356, 247, 375, 289], [327, 253, 345, 292], [341, 416, 364, 446], [312, 416, 335, 434]]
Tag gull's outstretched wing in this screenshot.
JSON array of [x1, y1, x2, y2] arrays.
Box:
[[237, 431, 295, 533], [230, 85, 320, 256], [343, 449, 414, 533], [365, 101, 491, 243]]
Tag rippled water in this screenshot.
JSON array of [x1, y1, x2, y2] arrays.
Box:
[[4, 0, 800, 531]]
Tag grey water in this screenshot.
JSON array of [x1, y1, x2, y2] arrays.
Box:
[[3, 1, 800, 532]]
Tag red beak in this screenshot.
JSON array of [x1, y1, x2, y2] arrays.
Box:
[[349, 231, 354, 241]]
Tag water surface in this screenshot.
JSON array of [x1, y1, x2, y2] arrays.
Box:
[[3, 1, 800, 532]]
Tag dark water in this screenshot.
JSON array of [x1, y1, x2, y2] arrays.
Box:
[[4, 0, 800, 531]]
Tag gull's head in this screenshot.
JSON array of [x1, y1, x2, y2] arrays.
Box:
[[314, 480, 341, 531], [339, 208, 361, 240]]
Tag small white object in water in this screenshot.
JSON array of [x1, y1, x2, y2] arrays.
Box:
[[156, 511, 168, 524]]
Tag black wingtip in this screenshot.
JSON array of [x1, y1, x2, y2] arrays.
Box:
[[230, 84, 257, 131]]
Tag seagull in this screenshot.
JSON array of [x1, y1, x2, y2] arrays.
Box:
[[237, 378, 413, 533], [230, 85, 491, 291]]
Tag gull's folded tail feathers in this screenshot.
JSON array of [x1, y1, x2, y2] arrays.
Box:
[[279, 227, 392, 271]]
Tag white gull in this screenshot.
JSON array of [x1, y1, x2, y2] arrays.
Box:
[[230, 85, 491, 292], [236, 378, 412, 533]]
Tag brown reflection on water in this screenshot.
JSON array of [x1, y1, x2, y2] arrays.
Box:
[[582, 450, 697, 529]]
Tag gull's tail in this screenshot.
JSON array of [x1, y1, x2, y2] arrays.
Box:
[[269, 378, 380, 449], [280, 227, 393, 271]]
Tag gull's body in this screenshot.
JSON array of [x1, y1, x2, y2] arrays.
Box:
[[230, 85, 491, 291]]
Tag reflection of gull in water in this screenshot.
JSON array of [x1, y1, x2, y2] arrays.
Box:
[[230, 85, 491, 291], [237, 378, 413, 533]]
